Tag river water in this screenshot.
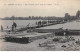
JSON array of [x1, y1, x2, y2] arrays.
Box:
[[0, 20, 39, 30], [0, 20, 80, 30]]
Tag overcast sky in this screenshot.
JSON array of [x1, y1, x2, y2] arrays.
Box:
[[0, 0, 80, 18]]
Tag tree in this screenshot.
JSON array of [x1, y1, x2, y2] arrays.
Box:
[[11, 16, 15, 20], [64, 13, 71, 21]]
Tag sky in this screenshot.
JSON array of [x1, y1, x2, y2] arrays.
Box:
[[0, 0, 80, 18]]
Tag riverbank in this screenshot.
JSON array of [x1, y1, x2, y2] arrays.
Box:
[[0, 35, 80, 51]]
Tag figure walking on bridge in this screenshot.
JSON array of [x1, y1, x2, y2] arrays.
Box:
[[12, 22, 17, 31]]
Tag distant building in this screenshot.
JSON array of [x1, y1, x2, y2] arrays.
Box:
[[76, 10, 80, 18]]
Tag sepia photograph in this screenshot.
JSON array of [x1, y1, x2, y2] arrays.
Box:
[[0, 0, 80, 51]]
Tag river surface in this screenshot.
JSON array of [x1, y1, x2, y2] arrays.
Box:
[[0, 20, 39, 30], [0, 20, 80, 30]]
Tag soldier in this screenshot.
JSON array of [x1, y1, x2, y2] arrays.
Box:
[[12, 22, 17, 32], [13, 22, 17, 30], [1, 25, 3, 32], [12, 25, 14, 31]]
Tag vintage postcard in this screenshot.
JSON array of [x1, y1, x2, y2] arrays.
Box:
[[0, 0, 80, 51]]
